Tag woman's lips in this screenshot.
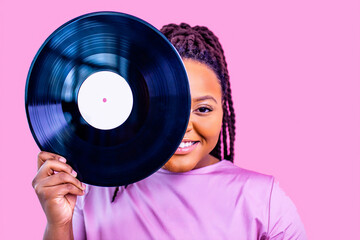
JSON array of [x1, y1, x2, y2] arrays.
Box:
[[175, 141, 199, 155]]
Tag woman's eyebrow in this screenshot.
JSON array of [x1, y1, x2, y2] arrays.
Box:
[[193, 95, 218, 104]]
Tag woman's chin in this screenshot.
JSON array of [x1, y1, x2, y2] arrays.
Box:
[[161, 156, 197, 173]]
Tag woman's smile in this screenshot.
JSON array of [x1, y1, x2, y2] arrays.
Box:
[[175, 141, 200, 154]]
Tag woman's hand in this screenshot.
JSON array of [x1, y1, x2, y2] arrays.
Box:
[[32, 151, 85, 228]]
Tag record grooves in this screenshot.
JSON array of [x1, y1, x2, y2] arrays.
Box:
[[25, 12, 190, 186]]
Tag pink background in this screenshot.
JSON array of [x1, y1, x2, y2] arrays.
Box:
[[0, 0, 359, 239]]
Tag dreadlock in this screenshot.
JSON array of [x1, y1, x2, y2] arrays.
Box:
[[112, 23, 236, 203]]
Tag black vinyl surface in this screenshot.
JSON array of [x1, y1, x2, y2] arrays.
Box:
[[25, 12, 190, 186]]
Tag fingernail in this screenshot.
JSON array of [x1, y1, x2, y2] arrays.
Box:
[[82, 183, 86, 189], [71, 170, 77, 177], [59, 157, 66, 163]]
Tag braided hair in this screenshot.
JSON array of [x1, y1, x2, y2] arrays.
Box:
[[112, 23, 236, 202]]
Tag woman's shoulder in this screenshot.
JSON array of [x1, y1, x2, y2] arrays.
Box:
[[217, 161, 307, 238], [214, 160, 275, 187]]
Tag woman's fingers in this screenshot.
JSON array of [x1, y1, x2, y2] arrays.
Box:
[[39, 159, 75, 177], [39, 171, 85, 192], [32, 159, 77, 191], [37, 151, 66, 170], [33, 172, 85, 204], [53, 183, 85, 197], [36, 182, 85, 201]]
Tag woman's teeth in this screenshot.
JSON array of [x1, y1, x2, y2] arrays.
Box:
[[179, 141, 196, 148]]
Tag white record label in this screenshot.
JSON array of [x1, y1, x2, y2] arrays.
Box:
[[77, 71, 133, 130]]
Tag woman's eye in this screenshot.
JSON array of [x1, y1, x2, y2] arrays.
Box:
[[196, 107, 212, 113]]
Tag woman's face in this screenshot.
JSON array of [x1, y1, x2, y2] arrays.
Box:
[[162, 59, 223, 172]]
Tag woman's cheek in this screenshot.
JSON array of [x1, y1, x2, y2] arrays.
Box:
[[199, 116, 222, 141]]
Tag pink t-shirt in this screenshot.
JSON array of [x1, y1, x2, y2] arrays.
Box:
[[73, 160, 307, 239]]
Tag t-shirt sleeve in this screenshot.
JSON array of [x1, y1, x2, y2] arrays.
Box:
[[267, 180, 307, 240], [72, 188, 87, 240]]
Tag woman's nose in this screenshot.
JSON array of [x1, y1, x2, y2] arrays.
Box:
[[185, 115, 194, 133]]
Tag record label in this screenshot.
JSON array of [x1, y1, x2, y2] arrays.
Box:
[[77, 71, 133, 130]]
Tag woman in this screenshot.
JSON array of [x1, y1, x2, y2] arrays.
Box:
[[32, 23, 307, 239]]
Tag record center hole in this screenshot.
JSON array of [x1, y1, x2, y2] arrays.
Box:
[[103, 98, 107, 103]]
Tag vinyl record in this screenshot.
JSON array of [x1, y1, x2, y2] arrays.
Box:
[[25, 12, 190, 186]]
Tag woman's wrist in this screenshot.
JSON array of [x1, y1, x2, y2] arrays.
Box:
[[44, 222, 74, 240]]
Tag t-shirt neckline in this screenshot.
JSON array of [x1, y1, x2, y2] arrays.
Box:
[[157, 160, 230, 175]]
